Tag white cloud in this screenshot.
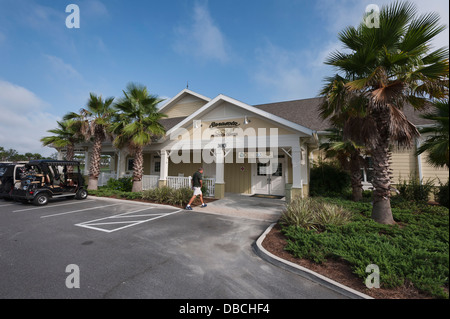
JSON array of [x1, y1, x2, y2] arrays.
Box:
[[0, 80, 60, 157], [81, 0, 110, 18], [315, 0, 449, 49], [252, 42, 329, 102], [413, 0, 449, 50], [173, 2, 230, 63], [252, 0, 450, 102], [44, 55, 83, 80]]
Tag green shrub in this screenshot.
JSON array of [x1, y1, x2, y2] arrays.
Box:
[[141, 189, 157, 201], [281, 198, 449, 298], [396, 176, 435, 203], [280, 197, 353, 231], [124, 192, 143, 200], [168, 187, 193, 207], [309, 161, 351, 197], [141, 187, 193, 207], [105, 177, 133, 192]]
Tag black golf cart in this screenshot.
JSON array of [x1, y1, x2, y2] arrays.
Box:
[[0, 162, 27, 200], [11, 160, 88, 206]]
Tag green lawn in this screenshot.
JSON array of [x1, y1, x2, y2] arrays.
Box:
[[280, 197, 449, 299]]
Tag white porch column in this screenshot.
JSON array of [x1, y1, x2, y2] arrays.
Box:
[[84, 149, 91, 176], [214, 147, 225, 199], [110, 153, 116, 173], [291, 144, 304, 200], [57, 150, 64, 161], [117, 149, 128, 178], [159, 150, 169, 187]]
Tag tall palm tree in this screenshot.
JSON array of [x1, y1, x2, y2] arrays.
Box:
[[320, 128, 367, 202], [416, 99, 449, 169], [321, 1, 449, 224], [65, 93, 115, 190], [111, 83, 166, 192], [41, 119, 83, 168]]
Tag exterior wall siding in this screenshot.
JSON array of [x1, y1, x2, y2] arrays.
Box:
[[168, 160, 199, 178], [421, 152, 449, 185], [224, 162, 252, 194], [390, 146, 419, 184], [164, 96, 207, 119]]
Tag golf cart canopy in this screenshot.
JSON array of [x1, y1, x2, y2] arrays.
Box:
[[27, 160, 81, 166]]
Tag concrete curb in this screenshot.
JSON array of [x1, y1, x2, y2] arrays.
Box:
[[253, 223, 374, 300], [88, 195, 181, 210]]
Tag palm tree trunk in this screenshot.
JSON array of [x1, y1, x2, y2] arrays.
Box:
[[132, 146, 144, 192], [66, 144, 75, 173], [370, 109, 395, 225], [88, 135, 102, 190], [350, 154, 363, 202]]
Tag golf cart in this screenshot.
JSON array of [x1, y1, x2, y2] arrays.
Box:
[[11, 160, 88, 206], [0, 162, 27, 200]]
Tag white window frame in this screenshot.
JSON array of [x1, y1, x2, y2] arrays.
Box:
[[151, 155, 161, 175]]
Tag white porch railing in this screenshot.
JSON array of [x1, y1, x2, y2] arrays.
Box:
[[97, 173, 215, 197], [167, 176, 215, 197], [203, 178, 215, 198], [167, 176, 192, 190], [98, 172, 116, 187], [142, 175, 159, 190]]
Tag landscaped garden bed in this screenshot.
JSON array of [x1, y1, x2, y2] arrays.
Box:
[[263, 197, 449, 299]]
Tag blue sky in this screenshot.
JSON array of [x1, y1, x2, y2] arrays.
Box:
[[0, 0, 448, 156]]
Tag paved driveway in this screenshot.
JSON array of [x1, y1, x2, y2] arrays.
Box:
[[0, 197, 347, 299]]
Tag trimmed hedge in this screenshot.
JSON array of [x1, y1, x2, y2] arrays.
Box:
[[88, 186, 194, 207]]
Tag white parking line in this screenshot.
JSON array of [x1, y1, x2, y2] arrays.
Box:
[[40, 203, 120, 218], [75, 208, 183, 233], [13, 200, 95, 213]]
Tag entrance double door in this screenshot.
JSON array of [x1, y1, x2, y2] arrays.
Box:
[[253, 159, 285, 196]]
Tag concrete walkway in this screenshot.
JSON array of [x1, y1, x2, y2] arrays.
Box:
[[201, 193, 372, 299], [201, 193, 286, 222]]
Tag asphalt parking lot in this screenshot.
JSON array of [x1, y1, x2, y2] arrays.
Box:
[[0, 197, 348, 299]]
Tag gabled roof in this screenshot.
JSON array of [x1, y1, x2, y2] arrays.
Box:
[[158, 89, 211, 114], [166, 94, 314, 137], [158, 89, 436, 140], [254, 97, 435, 132]]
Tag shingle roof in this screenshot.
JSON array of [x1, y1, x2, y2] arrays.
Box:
[[159, 116, 187, 131], [254, 97, 331, 131], [254, 97, 435, 132]]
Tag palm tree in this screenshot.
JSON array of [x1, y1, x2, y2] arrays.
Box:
[[41, 119, 83, 168], [65, 93, 115, 190], [321, 1, 449, 224], [111, 83, 166, 192], [416, 99, 449, 169], [320, 128, 367, 202]]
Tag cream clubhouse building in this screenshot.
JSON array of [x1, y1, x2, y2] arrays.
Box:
[[68, 89, 449, 200]]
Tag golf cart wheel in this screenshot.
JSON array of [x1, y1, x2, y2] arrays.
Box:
[[76, 189, 88, 200], [33, 193, 49, 206]]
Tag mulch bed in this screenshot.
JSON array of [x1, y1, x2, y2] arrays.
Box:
[[261, 224, 434, 299]]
